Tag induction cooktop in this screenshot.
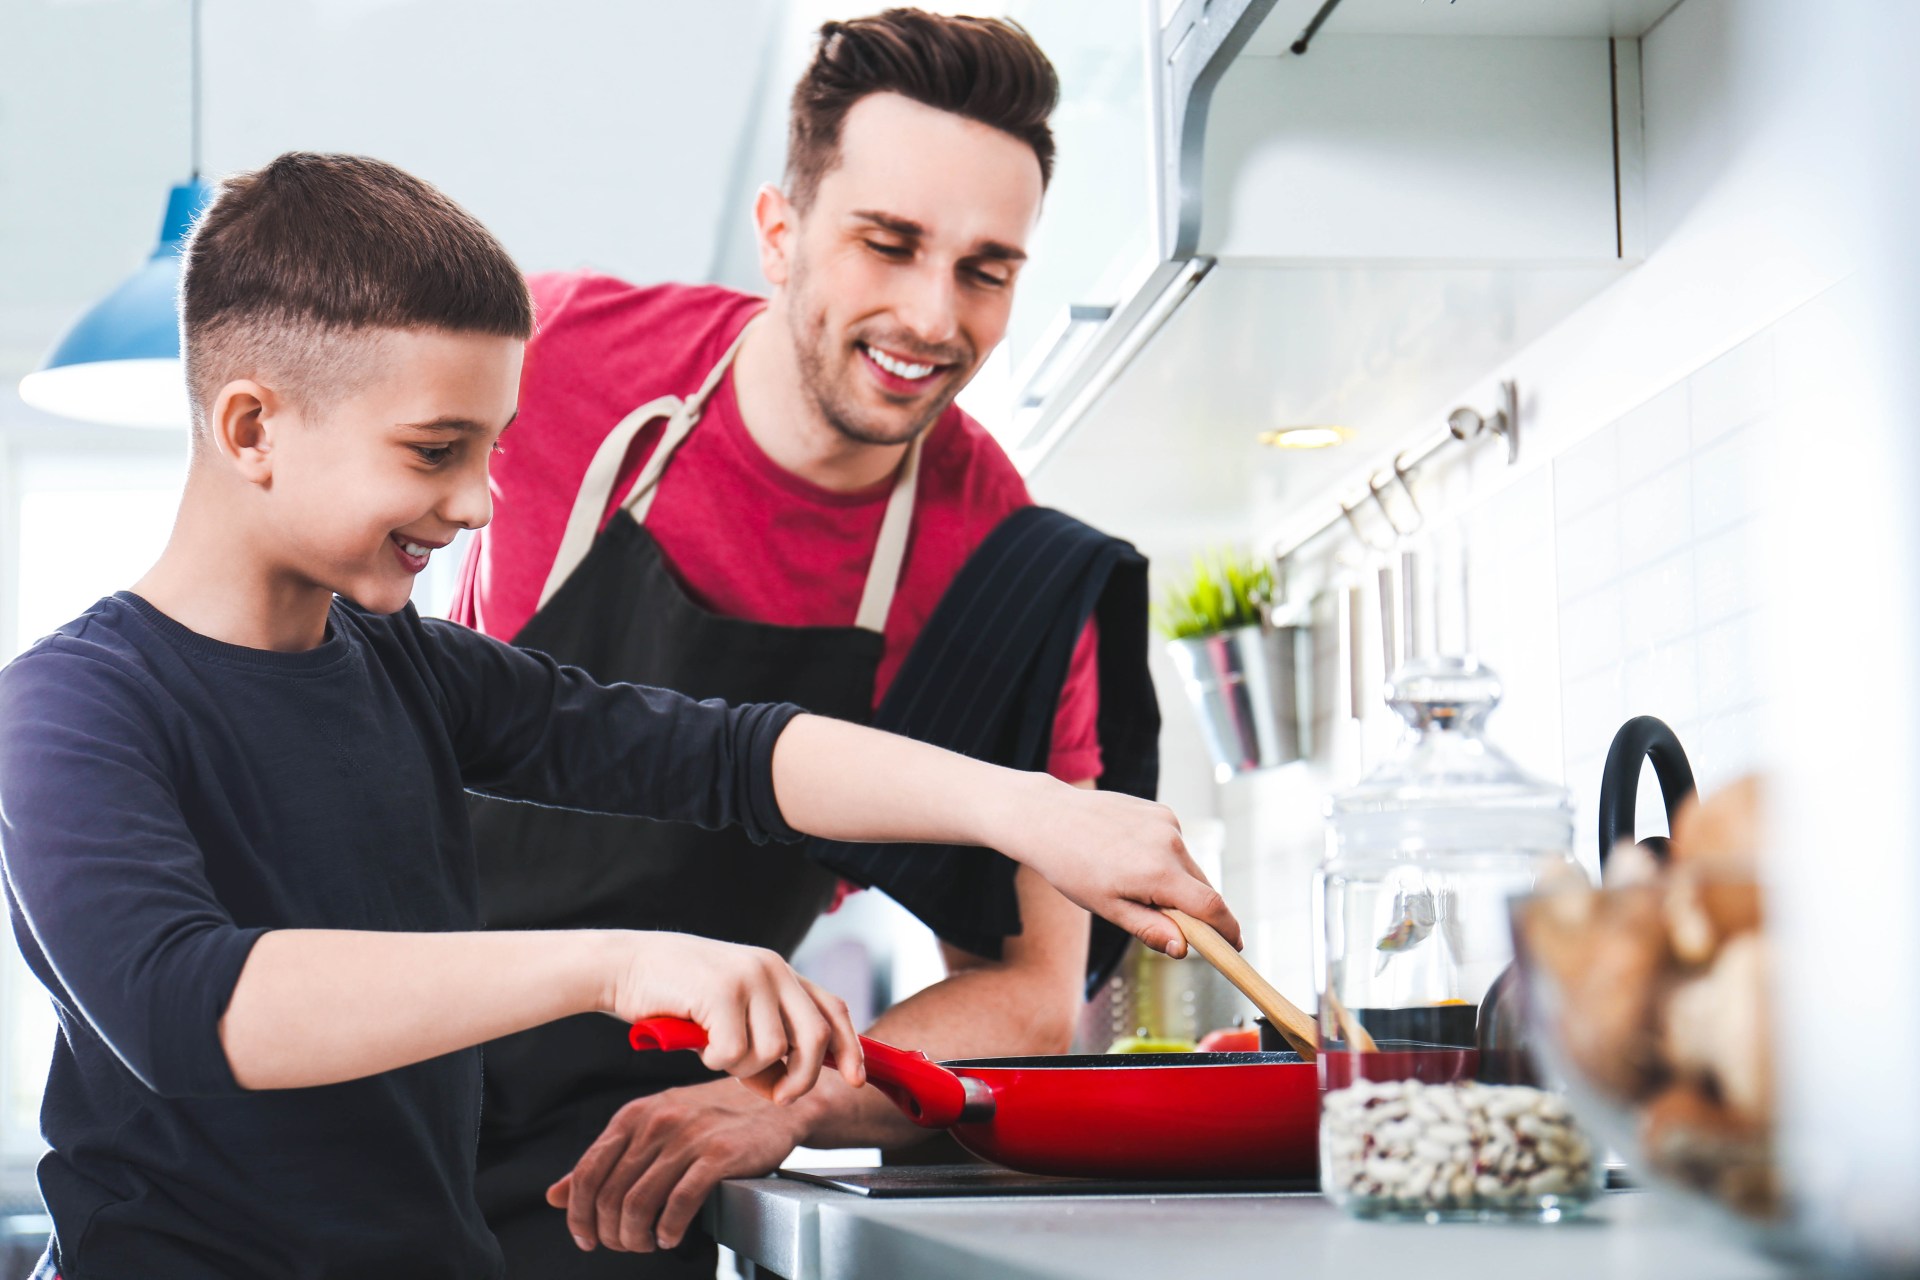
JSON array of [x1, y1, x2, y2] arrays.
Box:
[[776, 1164, 1319, 1198]]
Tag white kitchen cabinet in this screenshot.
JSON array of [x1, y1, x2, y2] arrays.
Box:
[[1202, 34, 1621, 261], [991, 1, 1656, 481], [995, 0, 1161, 423], [1017, 1, 1679, 553]]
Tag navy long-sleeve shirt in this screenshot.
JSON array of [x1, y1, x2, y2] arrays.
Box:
[[0, 592, 802, 1278]]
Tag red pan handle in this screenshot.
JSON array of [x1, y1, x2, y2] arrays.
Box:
[[628, 1016, 971, 1128]]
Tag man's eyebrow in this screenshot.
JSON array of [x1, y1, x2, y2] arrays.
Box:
[[851, 209, 925, 239], [850, 210, 1028, 264], [397, 411, 518, 435]]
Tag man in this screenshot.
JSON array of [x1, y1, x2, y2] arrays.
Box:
[[454, 11, 1157, 1275]]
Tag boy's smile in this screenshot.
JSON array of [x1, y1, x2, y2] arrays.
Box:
[[390, 533, 451, 576]]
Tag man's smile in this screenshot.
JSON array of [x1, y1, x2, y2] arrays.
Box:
[[857, 341, 955, 394]]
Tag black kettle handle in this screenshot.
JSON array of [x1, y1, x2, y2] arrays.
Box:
[[1597, 716, 1697, 866]]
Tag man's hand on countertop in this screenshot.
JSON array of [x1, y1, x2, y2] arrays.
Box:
[[547, 1077, 809, 1255]]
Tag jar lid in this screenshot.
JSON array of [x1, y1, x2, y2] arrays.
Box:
[[1329, 656, 1572, 853]]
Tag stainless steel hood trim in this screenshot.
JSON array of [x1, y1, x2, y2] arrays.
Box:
[[1012, 256, 1213, 477], [1158, 0, 1283, 259]]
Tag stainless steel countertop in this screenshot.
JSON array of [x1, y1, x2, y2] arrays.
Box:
[[708, 1174, 1797, 1280]]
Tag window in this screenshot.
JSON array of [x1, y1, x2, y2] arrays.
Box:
[[0, 441, 188, 1164]]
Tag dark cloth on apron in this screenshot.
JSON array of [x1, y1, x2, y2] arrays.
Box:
[[807, 505, 1158, 993]]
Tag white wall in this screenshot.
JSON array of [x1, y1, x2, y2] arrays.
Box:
[[0, 0, 783, 436], [1056, 0, 1920, 1258], [1029, 0, 1865, 1012]]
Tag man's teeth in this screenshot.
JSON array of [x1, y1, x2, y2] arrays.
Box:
[[864, 345, 936, 380], [401, 541, 430, 558]]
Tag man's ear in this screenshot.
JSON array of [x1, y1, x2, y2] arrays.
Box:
[[753, 183, 797, 289], [207, 379, 281, 486]]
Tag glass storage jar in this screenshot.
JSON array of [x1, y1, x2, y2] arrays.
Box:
[[1316, 656, 1599, 1221]]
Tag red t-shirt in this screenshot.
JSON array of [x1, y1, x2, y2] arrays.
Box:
[[451, 272, 1102, 783]]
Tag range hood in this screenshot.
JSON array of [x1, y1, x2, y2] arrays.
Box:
[[1018, 0, 1680, 535]]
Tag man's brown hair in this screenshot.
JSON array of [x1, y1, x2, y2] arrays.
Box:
[[785, 8, 1059, 212], [179, 152, 532, 432]]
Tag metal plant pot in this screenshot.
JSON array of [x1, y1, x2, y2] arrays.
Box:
[[1167, 623, 1305, 783]]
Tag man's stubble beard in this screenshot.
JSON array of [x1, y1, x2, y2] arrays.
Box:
[[786, 259, 967, 449]]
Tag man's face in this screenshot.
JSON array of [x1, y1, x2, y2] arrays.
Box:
[[776, 92, 1044, 446], [262, 328, 521, 613]]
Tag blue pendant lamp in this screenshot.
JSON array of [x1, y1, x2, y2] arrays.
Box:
[[17, 0, 212, 429]]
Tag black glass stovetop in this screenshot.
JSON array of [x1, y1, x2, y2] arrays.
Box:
[[777, 1164, 1318, 1198]]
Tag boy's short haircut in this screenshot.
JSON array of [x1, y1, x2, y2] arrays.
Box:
[[179, 152, 533, 433], [786, 8, 1059, 213]]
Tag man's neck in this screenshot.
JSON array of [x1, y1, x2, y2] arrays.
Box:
[[733, 305, 910, 494], [132, 473, 336, 653]]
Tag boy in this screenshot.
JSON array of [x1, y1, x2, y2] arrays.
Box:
[[0, 152, 1235, 1278]]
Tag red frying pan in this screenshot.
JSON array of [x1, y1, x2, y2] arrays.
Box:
[[629, 1017, 1319, 1179]]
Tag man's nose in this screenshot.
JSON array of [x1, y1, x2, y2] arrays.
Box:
[[893, 262, 960, 350]]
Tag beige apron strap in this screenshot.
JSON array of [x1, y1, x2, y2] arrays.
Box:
[[534, 323, 757, 612], [623, 323, 755, 525], [535, 394, 683, 611], [533, 311, 923, 634], [853, 432, 923, 634]]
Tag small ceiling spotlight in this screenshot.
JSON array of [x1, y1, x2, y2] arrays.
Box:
[[1259, 425, 1351, 450]]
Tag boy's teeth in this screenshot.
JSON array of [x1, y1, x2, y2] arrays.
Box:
[[865, 345, 935, 380], [402, 541, 429, 558]]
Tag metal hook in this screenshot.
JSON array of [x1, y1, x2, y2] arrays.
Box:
[[1391, 457, 1424, 523], [1368, 472, 1421, 540], [1341, 499, 1397, 555]]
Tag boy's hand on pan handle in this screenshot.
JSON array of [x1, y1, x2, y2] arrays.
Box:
[[989, 774, 1240, 959], [603, 932, 865, 1103]]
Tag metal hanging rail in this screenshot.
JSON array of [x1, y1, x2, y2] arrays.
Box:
[[1274, 380, 1519, 565]]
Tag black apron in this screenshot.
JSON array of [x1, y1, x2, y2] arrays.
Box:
[[470, 321, 924, 1278]]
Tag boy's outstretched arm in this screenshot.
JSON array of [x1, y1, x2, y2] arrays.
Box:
[[218, 928, 863, 1094], [769, 715, 1239, 959]]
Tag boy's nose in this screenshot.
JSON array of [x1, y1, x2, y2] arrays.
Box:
[[446, 469, 493, 531]]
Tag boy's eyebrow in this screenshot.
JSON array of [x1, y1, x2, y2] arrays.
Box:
[[850, 210, 1027, 263], [397, 411, 518, 435]]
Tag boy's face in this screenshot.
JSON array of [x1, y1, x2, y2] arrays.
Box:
[[253, 328, 521, 614], [766, 92, 1043, 447]]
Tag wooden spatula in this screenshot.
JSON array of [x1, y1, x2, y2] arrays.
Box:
[[1165, 908, 1319, 1062]]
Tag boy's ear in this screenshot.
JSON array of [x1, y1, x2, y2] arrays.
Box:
[[753, 183, 796, 289], [207, 379, 282, 485]]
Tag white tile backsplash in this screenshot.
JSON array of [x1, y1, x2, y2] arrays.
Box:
[[1555, 501, 1622, 600], [1697, 612, 1762, 717], [1620, 552, 1699, 650], [1625, 638, 1702, 723], [1688, 331, 1776, 445], [1548, 324, 1783, 857], [1552, 421, 1620, 519], [1618, 462, 1696, 570], [1557, 583, 1626, 679], [1617, 384, 1691, 487], [1694, 519, 1763, 625], [1692, 424, 1766, 536]]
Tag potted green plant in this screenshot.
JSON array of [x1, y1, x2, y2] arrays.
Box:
[[1155, 549, 1306, 782]]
